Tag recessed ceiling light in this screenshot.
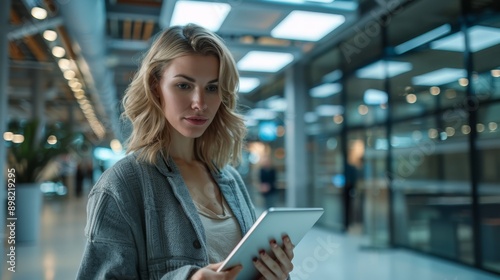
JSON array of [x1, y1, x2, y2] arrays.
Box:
[[43, 30, 58, 41], [239, 77, 260, 93], [58, 58, 71, 70], [333, 115, 343, 124], [356, 60, 413, 79], [358, 104, 369, 115], [170, 1, 231, 31], [412, 68, 467, 86], [237, 51, 294, 72], [3, 132, 13, 141], [309, 83, 342, 98], [12, 134, 25, 144], [31, 7, 47, 20], [63, 70, 76, 80], [431, 25, 500, 52], [52, 46, 66, 58], [271, 10, 345, 41]]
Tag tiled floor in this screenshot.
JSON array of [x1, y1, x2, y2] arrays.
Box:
[[290, 227, 498, 280], [2, 193, 499, 280], [2, 194, 87, 280]]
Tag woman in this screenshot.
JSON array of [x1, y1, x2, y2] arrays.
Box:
[[77, 24, 294, 280]]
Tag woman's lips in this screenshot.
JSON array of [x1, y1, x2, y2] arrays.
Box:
[[184, 117, 208, 125]]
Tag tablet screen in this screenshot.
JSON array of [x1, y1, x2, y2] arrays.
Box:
[[217, 207, 324, 279]]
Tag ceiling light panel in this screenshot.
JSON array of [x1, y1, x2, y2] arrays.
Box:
[[431, 25, 500, 52], [170, 1, 231, 31], [265, 0, 357, 11], [271, 10, 345, 41], [219, 6, 282, 33], [309, 83, 342, 98], [364, 89, 388, 105], [356, 60, 413, 79], [247, 108, 277, 120], [322, 69, 343, 83], [304, 112, 319, 123], [315, 105, 344, 116], [237, 51, 294, 72], [412, 68, 467, 86], [266, 96, 287, 112], [239, 77, 261, 93]]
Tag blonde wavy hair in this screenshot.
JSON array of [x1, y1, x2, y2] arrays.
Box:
[[122, 24, 247, 172]]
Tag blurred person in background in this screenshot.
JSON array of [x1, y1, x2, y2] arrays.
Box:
[[258, 156, 278, 209], [77, 24, 295, 280], [75, 158, 92, 197]]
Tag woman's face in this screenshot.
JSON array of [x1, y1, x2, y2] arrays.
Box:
[[158, 54, 221, 139]]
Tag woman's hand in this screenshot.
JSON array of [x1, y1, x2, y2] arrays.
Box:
[[253, 235, 295, 280], [190, 262, 242, 280]]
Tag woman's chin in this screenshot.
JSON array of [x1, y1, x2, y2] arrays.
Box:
[[179, 129, 206, 139]]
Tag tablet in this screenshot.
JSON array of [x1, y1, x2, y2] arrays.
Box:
[[217, 207, 324, 279]]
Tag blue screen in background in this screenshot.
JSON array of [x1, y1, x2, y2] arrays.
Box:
[[258, 121, 277, 142]]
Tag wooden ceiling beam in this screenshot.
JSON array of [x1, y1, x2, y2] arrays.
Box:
[[9, 8, 20, 24], [10, 8, 48, 62], [56, 26, 76, 59], [23, 36, 48, 61], [123, 19, 132, 40], [132, 20, 143, 41], [142, 21, 155, 41], [9, 42, 25, 60]]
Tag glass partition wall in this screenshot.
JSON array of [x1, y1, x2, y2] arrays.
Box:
[[473, 13, 500, 273], [304, 0, 500, 274], [387, 0, 476, 264], [308, 48, 345, 230], [242, 0, 499, 275]]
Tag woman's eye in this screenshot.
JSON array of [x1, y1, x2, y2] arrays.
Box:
[[176, 83, 190, 90], [206, 85, 218, 92]]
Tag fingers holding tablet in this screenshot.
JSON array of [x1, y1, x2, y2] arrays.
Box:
[[216, 208, 324, 279], [253, 236, 295, 280], [282, 235, 295, 260], [191, 262, 242, 280]]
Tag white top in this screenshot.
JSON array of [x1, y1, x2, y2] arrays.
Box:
[[194, 196, 242, 263]]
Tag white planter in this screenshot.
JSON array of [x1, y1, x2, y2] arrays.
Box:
[[15, 183, 43, 244]]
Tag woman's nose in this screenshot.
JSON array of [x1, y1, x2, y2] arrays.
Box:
[[192, 90, 207, 111]]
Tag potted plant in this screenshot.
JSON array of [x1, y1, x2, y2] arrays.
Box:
[[6, 119, 75, 243]]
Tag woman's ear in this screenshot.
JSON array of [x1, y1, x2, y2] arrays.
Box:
[[153, 83, 161, 100], [150, 73, 161, 99]]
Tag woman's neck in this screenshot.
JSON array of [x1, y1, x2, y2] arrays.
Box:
[[169, 130, 196, 163]]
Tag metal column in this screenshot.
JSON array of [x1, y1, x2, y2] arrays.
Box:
[[461, 0, 483, 268], [284, 63, 309, 207]]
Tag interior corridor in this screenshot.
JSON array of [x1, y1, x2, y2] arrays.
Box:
[[2, 191, 498, 280]]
